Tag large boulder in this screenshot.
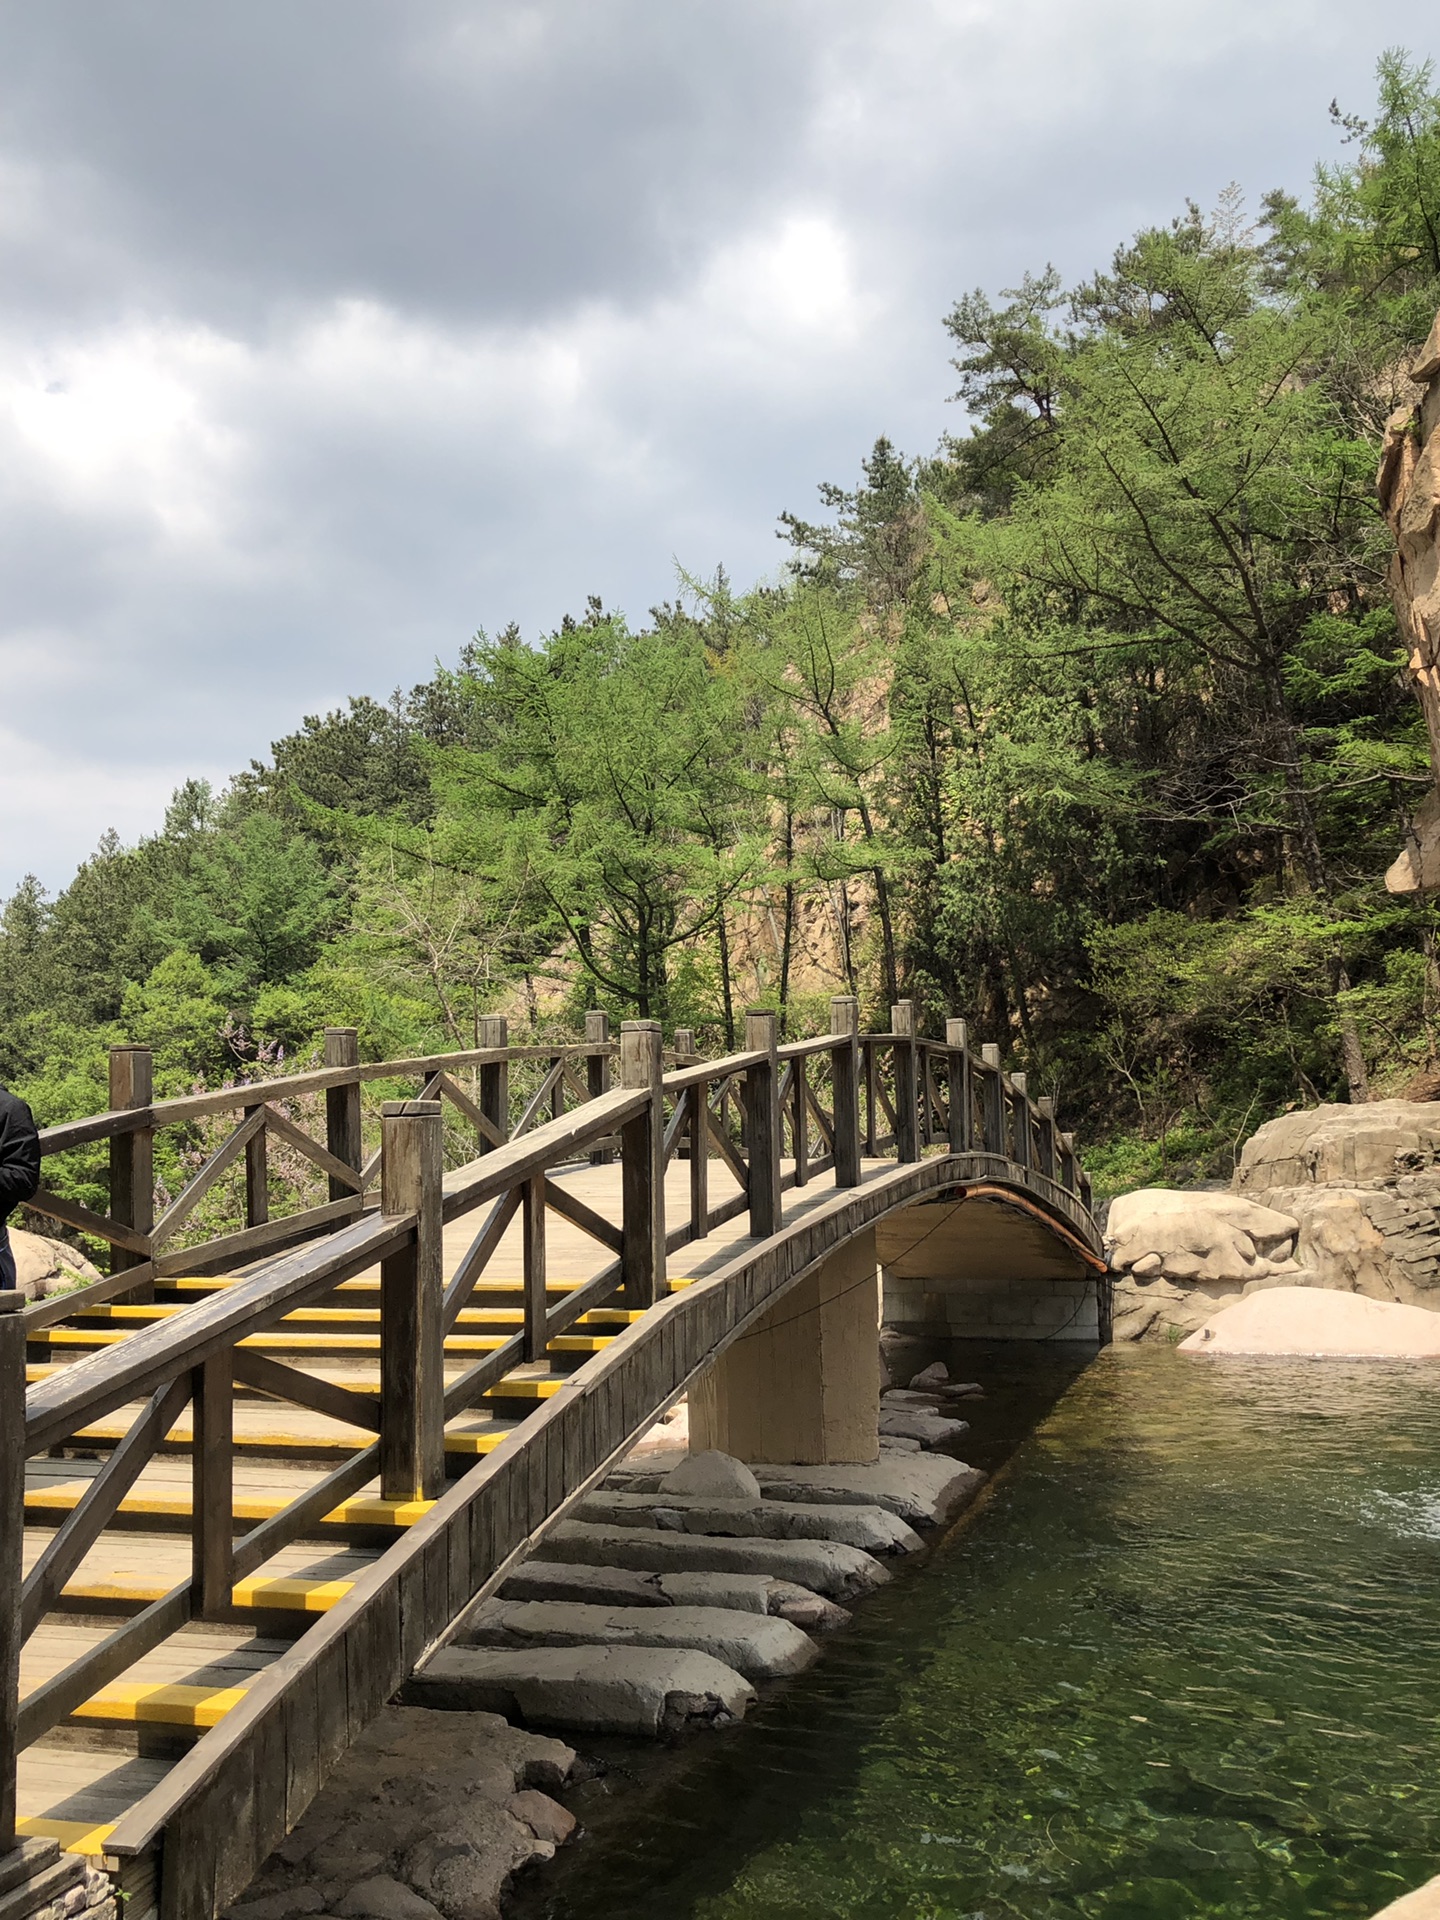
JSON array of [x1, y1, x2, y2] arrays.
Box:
[[7, 1228, 102, 1302], [1179, 1286, 1440, 1358], [1106, 1189, 1300, 1284], [1234, 1100, 1440, 1190]]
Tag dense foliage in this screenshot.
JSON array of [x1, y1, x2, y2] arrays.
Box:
[[8, 52, 1440, 1195]]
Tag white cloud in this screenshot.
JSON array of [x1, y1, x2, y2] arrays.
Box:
[[0, 0, 1424, 895]]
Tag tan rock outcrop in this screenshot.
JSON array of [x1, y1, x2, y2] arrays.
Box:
[[8, 1227, 102, 1302], [1104, 1189, 1303, 1343], [1178, 1285, 1440, 1356], [1235, 1100, 1440, 1188], [1380, 309, 1440, 844]]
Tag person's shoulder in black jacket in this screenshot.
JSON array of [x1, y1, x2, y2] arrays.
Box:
[[0, 1082, 41, 1222]]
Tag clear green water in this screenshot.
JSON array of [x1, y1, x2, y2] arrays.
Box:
[[510, 1346, 1440, 1920]]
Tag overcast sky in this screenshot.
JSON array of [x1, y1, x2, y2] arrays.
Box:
[[0, 0, 1428, 896]]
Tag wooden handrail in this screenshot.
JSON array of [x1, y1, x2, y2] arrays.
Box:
[[8, 1000, 1094, 1892], [24, 1211, 413, 1454], [38, 1042, 620, 1154]]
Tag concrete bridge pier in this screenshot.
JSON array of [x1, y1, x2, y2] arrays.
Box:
[[689, 1228, 881, 1464]]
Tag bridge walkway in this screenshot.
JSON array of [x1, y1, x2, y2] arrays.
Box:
[[3, 1001, 1098, 1920]]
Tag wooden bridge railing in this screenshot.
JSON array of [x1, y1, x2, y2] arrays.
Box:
[[2, 995, 1091, 1872]]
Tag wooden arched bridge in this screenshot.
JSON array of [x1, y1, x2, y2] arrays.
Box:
[[0, 999, 1102, 1920]]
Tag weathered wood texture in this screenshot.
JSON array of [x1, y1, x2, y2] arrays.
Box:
[[9, 1008, 1098, 1919]]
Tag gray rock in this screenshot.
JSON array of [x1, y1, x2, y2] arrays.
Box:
[[880, 1434, 923, 1453], [878, 1408, 969, 1448], [505, 1793, 575, 1847], [749, 1457, 986, 1527], [765, 1580, 851, 1631], [573, 1490, 922, 1555], [498, 1561, 672, 1608], [908, 1361, 949, 1389], [463, 1599, 818, 1682], [658, 1450, 761, 1501], [335, 1880, 441, 1920], [652, 1571, 772, 1612], [302, 1852, 383, 1887], [409, 1645, 756, 1737], [400, 1809, 538, 1920], [540, 1520, 891, 1599], [226, 1894, 327, 1920]]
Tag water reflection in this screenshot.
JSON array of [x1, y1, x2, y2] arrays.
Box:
[[509, 1346, 1440, 1920]]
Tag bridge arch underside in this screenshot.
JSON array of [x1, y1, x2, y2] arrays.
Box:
[[689, 1174, 1106, 1466], [879, 1188, 1110, 1346]]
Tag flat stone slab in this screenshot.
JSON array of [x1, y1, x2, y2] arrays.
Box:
[[751, 1459, 985, 1527], [878, 1407, 970, 1447], [541, 1520, 890, 1599], [463, 1600, 817, 1681], [410, 1645, 755, 1737], [607, 1454, 982, 1527], [499, 1561, 674, 1609], [495, 1562, 851, 1629], [574, 1491, 922, 1555]]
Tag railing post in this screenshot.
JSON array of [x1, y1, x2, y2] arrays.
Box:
[[1010, 1071, 1032, 1169], [792, 1055, 809, 1187], [743, 1010, 782, 1237], [586, 1010, 613, 1166], [380, 1099, 445, 1502], [980, 1044, 1005, 1153], [946, 1018, 972, 1153], [243, 1103, 268, 1227], [1035, 1096, 1057, 1179], [891, 1001, 919, 1164], [1059, 1129, 1078, 1193], [108, 1044, 153, 1302], [688, 1080, 709, 1238], [324, 1026, 363, 1201], [192, 1352, 233, 1619], [829, 995, 861, 1189], [522, 1172, 547, 1363], [673, 1031, 695, 1161], [1, 1290, 23, 1853], [863, 1032, 878, 1157], [478, 1015, 509, 1151], [620, 1022, 665, 1309]]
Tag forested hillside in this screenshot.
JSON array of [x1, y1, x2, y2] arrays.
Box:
[[7, 52, 1440, 1197]]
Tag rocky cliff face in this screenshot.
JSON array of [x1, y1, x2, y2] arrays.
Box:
[[1380, 311, 1440, 893], [1106, 1100, 1440, 1340]]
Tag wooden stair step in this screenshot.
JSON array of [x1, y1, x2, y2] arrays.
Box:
[[24, 1485, 434, 1531], [28, 1328, 619, 1357], [14, 1820, 116, 1858], [70, 1682, 248, 1731], [76, 1304, 639, 1330]]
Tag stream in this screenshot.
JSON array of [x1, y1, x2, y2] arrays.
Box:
[[507, 1342, 1440, 1919]]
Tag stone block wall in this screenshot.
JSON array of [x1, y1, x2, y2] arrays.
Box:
[[882, 1271, 1104, 1343]]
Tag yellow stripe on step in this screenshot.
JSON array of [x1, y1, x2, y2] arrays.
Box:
[[442, 1429, 511, 1455], [16, 1819, 116, 1858], [27, 1486, 434, 1528], [72, 1683, 247, 1729], [231, 1576, 355, 1612], [59, 1574, 356, 1612], [484, 1377, 564, 1398]]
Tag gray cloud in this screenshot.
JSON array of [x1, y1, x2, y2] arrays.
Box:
[[0, 0, 1426, 894]]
